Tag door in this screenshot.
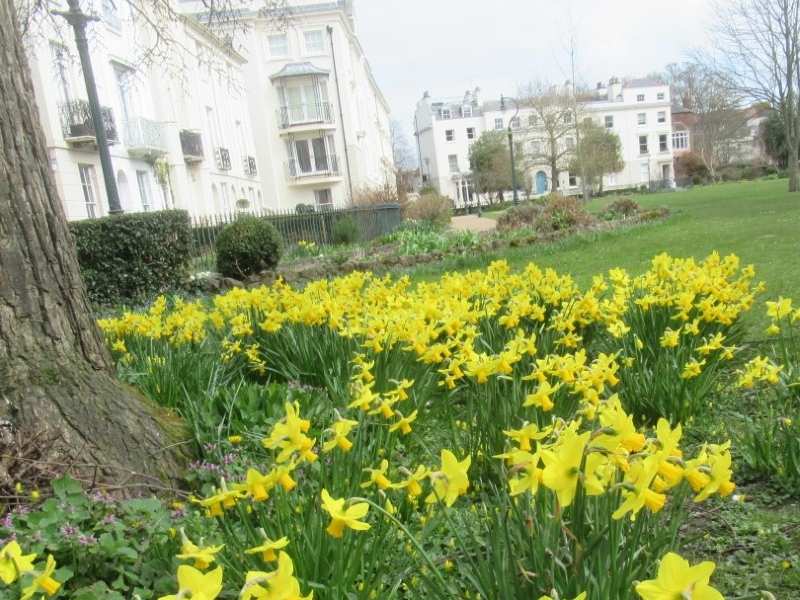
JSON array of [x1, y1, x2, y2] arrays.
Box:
[[535, 171, 547, 194]]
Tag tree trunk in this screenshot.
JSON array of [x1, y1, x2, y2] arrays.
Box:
[[0, 0, 187, 488]]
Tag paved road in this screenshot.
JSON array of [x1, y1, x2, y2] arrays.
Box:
[[450, 214, 497, 232]]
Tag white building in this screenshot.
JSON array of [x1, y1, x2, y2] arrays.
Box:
[[24, 0, 393, 220], [414, 78, 676, 205], [217, 0, 394, 210]]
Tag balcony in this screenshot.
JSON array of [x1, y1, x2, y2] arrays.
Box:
[[58, 99, 119, 145], [243, 155, 257, 175], [123, 117, 167, 160], [277, 102, 334, 131], [285, 154, 341, 183], [214, 147, 232, 171], [180, 130, 204, 163]]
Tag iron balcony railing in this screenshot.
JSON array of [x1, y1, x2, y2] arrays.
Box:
[[180, 130, 204, 162], [123, 117, 167, 153], [214, 147, 232, 171], [277, 102, 334, 129], [243, 155, 257, 175], [285, 154, 340, 180], [58, 99, 118, 143]]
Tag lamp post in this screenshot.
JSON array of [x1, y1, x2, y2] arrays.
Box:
[[500, 94, 519, 206], [53, 0, 122, 214], [473, 168, 481, 217]]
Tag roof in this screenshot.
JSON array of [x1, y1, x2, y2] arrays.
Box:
[[624, 78, 664, 89], [269, 62, 330, 81]]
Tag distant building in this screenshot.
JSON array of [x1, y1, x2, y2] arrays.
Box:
[[414, 77, 676, 205]]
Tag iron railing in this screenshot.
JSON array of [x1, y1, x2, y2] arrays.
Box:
[[58, 99, 118, 143], [189, 203, 402, 273], [243, 155, 258, 175], [285, 154, 340, 180], [180, 130, 204, 162], [214, 147, 232, 171], [277, 102, 334, 129], [123, 117, 167, 152]]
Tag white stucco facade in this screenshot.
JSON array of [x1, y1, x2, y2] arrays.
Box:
[[24, 0, 392, 220], [414, 78, 675, 205]]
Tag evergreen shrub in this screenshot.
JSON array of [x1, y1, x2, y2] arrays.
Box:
[[216, 215, 283, 279]]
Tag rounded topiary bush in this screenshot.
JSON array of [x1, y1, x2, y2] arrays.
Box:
[[216, 216, 283, 279]]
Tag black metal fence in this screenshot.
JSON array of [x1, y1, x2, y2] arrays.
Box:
[[190, 203, 402, 273]]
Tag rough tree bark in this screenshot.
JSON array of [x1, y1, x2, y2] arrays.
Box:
[[0, 0, 186, 487]]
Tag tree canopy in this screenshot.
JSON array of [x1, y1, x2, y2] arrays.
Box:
[[468, 130, 512, 201], [569, 120, 624, 194]]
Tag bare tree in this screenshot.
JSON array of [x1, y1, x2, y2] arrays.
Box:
[[517, 80, 581, 194], [389, 118, 417, 197], [651, 63, 746, 176], [702, 0, 800, 191]]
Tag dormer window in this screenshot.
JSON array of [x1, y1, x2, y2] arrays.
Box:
[[441, 108, 451, 119], [462, 105, 472, 117]]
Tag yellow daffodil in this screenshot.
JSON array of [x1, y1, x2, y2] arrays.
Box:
[[176, 530, 225, 569], [540, 430, 590, 507], [426, 449, 471, 507], [635, 552, 723, 600], [159, 564, 223, 600], [20, 554, 60, 600], [244, 533, 290, 563], [0, 541, 36, 584], [321, 489, 371, 537], [240, 552, 312, 600]]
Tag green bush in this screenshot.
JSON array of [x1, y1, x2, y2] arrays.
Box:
[[404, 192, 453, 227], [332, 215, 360, 245], [70, 210, 192, 306], [533, 194, 595, 232], [216, 215, 283, 279], [598, 198, 642, 220], [495, 202, 541, 232]]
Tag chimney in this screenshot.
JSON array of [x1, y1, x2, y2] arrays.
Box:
[[464, 89, 472, 104], [607, 77, 621, 101], [683, 90, 692, 110], [564, 79, 573, 96], [473, 87, 482, 107]]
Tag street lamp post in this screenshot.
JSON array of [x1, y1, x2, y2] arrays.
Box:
[[53, 0, 123, 215], [501, 94, 519, 206]]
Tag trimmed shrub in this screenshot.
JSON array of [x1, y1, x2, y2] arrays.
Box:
[[496, 202, 542, 232], [404, 192, 452, 227], [332, 215, 360, 245], [216, 216, 283, 279], [70, 210, 192, 307]]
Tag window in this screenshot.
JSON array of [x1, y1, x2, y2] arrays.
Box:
[[287, 135, 336, 175], [267, 34, 288, 57], [531, 141, 541, 155], [673, 131, 689, 150], [462, 105, 472, 117], [314, 189, 333, 206], [494, 118, 504, 130], [303, 30, 324, 54], [136, 170, 152, 211], [528, 115, 538, 127], [640, 163, 650, 182], [220, 182, 231, 212], [511, 116, 521, 129], [564, 113, 572, 124], [609, 172, 618, 185], [101, 0, 121, 30], [658, 111, 666, 124], [50, 43, 73, 104], [440, 107, 451, 119], [566, 137, 575, 149], [659, 133, 669, 152], [282, 81, 330, 125], [445, 129, 455, 142], [636, 94, 645, 102], [604, 115, 613, 128], [113, 65, 135, 122], [639, 135, 648, 155], [568, 173, 577, 187], [448, 154, 459, 173], [637, 113, 646, 125], [79, 165, 98, 218], [657, 92, 665, 101], [466, 127, 476, 140]]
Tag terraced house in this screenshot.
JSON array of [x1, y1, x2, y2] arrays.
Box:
[[415, 78, 676, 206], [23, 0, 392, 219]]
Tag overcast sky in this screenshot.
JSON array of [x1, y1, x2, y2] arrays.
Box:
[[355, 0, 715, 141]]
